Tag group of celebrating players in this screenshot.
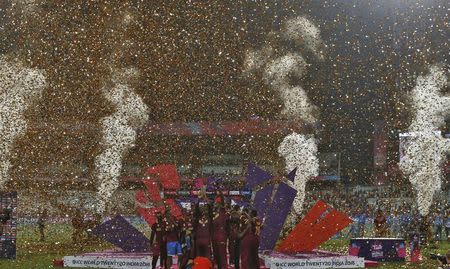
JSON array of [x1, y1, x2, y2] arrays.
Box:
[[149, 195, 261, 269]]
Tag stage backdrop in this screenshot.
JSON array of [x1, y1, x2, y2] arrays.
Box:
[[0, 191, 17, 259]]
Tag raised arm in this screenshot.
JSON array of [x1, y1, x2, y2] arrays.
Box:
[[238, 220, 251, 239], [149, 224, 156, 245]]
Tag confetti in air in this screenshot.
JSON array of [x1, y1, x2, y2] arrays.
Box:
[[0, 57, 46, 188], [400, 65, 450, 216], [245, 16, 324, 215], [95, 68, 148, 212]]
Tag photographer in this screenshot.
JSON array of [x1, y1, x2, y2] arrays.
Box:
[[432, 250, 449, 269]]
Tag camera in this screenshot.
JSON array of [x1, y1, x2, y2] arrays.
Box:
[[430, 254, 447, 264]]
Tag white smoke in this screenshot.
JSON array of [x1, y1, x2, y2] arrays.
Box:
[[279, 86, 316, 123], [245, 16, 323, 214], [264, 53, 309, 87], [278, 133, 319, 213], [95, 68, 148, 212], [0, 57, 46, 188], [400, 65, 450, 216], [283, 16, 325, 61], [409, 66, 449, 131], [244, 45, 274, 72]]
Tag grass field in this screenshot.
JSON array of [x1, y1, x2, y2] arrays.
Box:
[[0, 223, 448, 269]]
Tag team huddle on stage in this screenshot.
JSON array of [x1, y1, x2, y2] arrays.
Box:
[[149, 195, 261, 269]]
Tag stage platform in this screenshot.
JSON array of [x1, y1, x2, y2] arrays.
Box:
[[62, 250, 266, 269], [63, 250, 153, 269], [62, 249, 377, 269], [261, 250, 369, 269]]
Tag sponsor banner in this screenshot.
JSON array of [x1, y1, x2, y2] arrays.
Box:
[[142, 119, 309, 137], [264, 255, 364, 269], [313, 175, 340, 181], [167, 190, 249, 196], [349, 238, 406, 262], [63, 256, 152, 269], [240, 190, 252, 196], [179, 202, 192, 210]]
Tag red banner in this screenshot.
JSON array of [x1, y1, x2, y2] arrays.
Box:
[[277, 200, 352, 253]]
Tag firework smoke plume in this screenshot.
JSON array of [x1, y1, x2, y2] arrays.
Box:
[[95, 68, 148, 212], [245, 16, 324, 215], [400, 65, 449, 216], [0, 57, 46, 188]]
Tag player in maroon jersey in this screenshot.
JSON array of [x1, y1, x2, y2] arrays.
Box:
[[194, 206, 212, 259], [228, 205, 241, 269], [150, 212, 167, 269], [212, 203, 229, 269], [165, 211, 182, 269], [179, 212, 195, 269], [239, 209, 261, 269]]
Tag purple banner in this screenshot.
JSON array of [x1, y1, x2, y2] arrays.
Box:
[[287, 168, 297, 182], [259, 183, 297, 250], [246, 163, 272, 189], [91, 215, 150, 252], [252, 185, 275, 220]]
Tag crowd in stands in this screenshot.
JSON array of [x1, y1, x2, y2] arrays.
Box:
[[20, 172, 450, 246], [303, 183, 450, 242]]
